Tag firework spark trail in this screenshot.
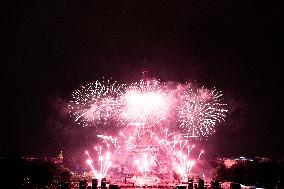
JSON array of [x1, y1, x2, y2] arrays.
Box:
[[85, 144, 118, 180], [97, 135, 118, 148], [95, 122, 206, 179], [154, 130, 204, 179], [172, 148, 201, 179], [85, 151, 96, 173], [98, 124, 158, 151], [198, 150, 204, 160], [175, 151, 192, 178], [134, 153, 155, 176], [97, 131, 160, 177]]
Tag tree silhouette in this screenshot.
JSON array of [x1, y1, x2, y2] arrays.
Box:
[[0, 154, 72, 188]]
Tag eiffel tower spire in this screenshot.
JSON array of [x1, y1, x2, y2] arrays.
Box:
[[142, 58, 149, 90]]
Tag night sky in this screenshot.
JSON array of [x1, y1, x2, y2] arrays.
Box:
[[2, 1, 283, 158]]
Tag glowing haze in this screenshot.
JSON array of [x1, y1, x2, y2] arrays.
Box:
[[121, 80, 172, 125]]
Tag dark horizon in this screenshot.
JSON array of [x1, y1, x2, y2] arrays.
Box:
[[2, 1, 283, 158]]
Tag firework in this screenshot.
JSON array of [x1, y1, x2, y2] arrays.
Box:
[[154, 129, 204, 179], [69, 77, 227, 138], [92, 122, 207, 179], [68, 80, 125, 127], [177, 84, 228, 138], [85, 143, 118, 180], [67, 67, 230, 182], [134, 153, 156, 176], [174, 150, 196, 179], [120, 79, 172, 125]]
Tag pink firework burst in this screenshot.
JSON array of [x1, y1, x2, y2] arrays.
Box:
[[177, 84, 228, 138], [120, 79, 173, 125], [68, 79, 126, 127]]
